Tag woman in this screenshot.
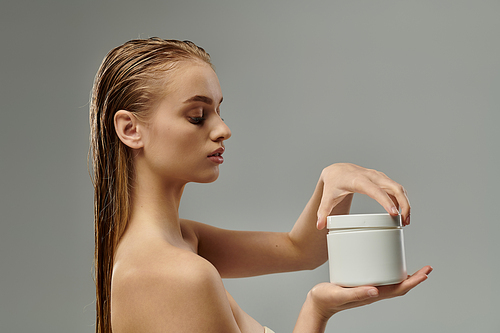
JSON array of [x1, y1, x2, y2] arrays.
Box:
[[89, 37, 431, 333]]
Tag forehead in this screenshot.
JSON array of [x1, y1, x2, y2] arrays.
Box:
[[164, 61, 222, 105]]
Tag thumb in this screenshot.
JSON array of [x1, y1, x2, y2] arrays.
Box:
[[316, 193, 348, 230], [316, 205, 330, 230], [335, 286, 379, 305], [316, 187, 336, 230]]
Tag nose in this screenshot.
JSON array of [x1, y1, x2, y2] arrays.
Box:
[[211, 117, 231, 142]]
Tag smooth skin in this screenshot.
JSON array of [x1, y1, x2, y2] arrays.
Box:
[[110, 60, 431, 333]]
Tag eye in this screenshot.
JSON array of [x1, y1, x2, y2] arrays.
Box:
[[189, 117, 206, 125]]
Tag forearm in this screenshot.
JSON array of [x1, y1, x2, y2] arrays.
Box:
[[288, 178, 353, 269], [194, 171, 353, 277]]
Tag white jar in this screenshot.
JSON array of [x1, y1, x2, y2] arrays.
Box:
[[327, 213, 407, 287]]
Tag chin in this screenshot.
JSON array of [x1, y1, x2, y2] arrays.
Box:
[[194, 170, 220, 184]]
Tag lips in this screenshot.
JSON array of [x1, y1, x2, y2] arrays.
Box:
[[208, 147, 225, 157], [208, 147, 225, 164]]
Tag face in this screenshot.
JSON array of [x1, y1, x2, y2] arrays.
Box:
[[139, 61, 231, 185]]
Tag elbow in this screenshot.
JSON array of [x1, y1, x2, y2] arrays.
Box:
[[299, 253, 328, 271], [286, 233, 329, 271]]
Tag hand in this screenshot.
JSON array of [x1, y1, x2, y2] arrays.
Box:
[[316, 163, 411, 229], [307, 266, 433, 321]]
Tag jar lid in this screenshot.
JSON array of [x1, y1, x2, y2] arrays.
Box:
[[327, 213, 402, 229]]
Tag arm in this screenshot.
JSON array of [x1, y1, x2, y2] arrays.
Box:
[[190, 179, 352, 278], [192, 163, 410, 278]]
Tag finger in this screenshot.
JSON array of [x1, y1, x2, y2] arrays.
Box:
[[316, 190, 348, 230], [388, 194, 400, 211], [387, 186, 411, 225], [370, 175, 411, 225], [341, 286, 379, 305], [397, 266, 432, 292], [355, 178, 399, 215], [411, 265, 433, 278], [401, 189, 411, 225], [379, 266, 433, 298], [316, 196, 329, 230], [388, 193, 410, 226], [323, 284, 379, 307]]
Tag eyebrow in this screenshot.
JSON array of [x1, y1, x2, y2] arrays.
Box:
[[183, 95, 223, 105]]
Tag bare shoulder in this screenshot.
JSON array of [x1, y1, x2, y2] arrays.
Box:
[[111, 245, 239, 333]]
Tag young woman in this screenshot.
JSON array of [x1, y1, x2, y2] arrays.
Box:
[[89, 37, 432, 333]]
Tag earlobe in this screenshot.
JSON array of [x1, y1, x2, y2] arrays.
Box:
[[114, 110, 144, 149]]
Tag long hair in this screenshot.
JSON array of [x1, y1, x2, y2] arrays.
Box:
[[89, 37, 212, 333]]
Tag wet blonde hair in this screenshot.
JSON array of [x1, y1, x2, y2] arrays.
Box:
[[89, 37, 212, 333]]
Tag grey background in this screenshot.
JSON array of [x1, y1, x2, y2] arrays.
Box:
[[1, 0, 499, 332]]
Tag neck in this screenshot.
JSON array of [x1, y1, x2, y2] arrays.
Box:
[[127, 167, 187, 244]]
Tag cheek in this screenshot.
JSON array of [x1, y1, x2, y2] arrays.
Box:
[[143, 126, 175, 163], [151, 127, 204, 160]]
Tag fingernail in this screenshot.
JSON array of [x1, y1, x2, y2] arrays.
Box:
[[406, 214, 411, 225], [391, 207, 399, 215], [368, 289, 379, 297]]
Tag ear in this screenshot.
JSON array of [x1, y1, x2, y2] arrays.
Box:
[[114, 110, 144, 149]]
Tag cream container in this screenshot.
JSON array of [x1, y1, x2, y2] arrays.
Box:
[[327, 213, 407, 287]]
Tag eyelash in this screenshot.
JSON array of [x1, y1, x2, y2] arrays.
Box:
[[189, 117, 206, 125], [188, 115, 224, 125]]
